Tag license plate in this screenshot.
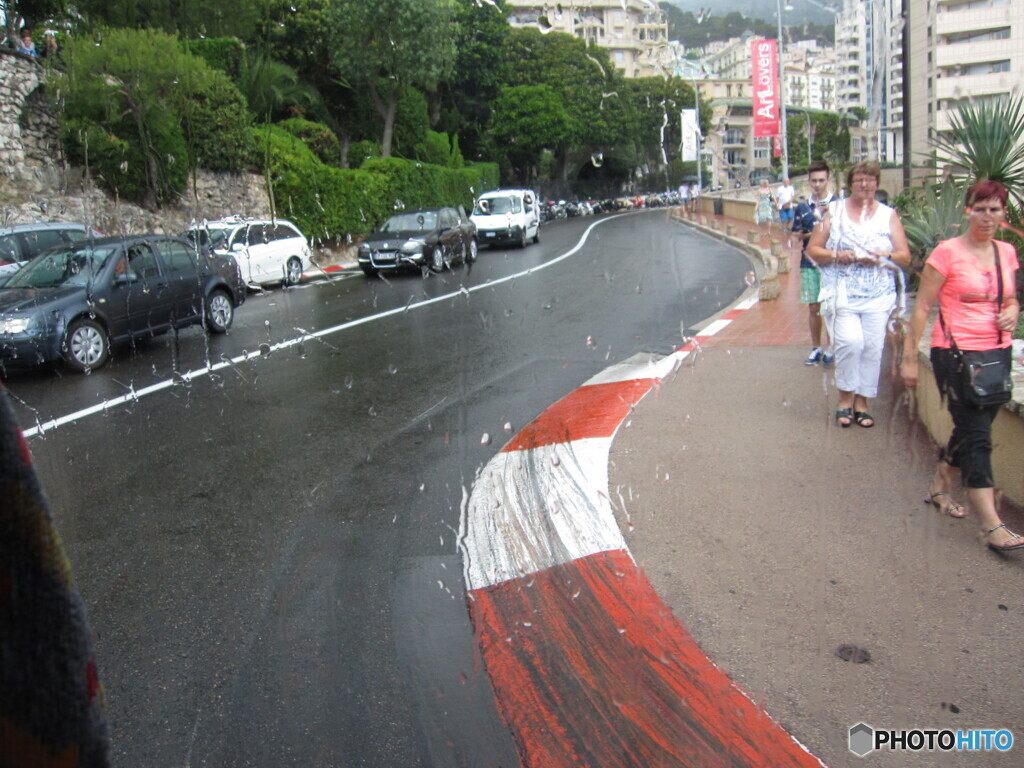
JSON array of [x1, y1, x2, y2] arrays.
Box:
[[486, 232, 495, 237]]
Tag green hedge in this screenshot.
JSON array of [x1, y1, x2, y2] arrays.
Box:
[[252, 125, 498, 241], [185, 38, 246, 80]]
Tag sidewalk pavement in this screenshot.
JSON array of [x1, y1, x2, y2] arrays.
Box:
[[607, 209, 1024, 766]]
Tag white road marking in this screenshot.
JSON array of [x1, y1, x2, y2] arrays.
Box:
[[22, 215, 629, 438]]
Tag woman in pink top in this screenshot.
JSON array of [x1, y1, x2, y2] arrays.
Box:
[[902, 180, 1022, 553]]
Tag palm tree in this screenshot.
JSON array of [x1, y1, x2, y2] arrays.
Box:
[[929, 93, 1024, 206], [239, 53, 319, 121]]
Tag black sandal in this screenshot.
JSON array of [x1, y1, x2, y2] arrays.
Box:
[[836, 408, 853, 427], [986, 524, 1024, 553], [854, 411, 874, 428]]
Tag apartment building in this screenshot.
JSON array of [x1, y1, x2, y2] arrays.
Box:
[[505, 1, 668, 78]]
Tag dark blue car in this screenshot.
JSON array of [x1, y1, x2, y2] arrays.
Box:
[[0, 235, 245, 373]]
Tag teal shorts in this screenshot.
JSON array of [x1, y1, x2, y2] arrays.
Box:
[[799, 267, 821, 304]]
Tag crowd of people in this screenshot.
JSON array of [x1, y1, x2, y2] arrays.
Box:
[[779, 162, 1022, 554]]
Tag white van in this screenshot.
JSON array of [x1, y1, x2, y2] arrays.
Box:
[[471, 189, 540, 249]]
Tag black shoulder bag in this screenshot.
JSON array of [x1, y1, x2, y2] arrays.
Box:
[[939, 242, 1014, 407]]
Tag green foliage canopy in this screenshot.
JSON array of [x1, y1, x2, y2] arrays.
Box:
[[55, 27, 253, 209], [326, 0, 457, 157]]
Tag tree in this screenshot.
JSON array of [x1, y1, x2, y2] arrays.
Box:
[[71, 0, 261, 39], [55, 27, 253, 209], [238, 53, 319, 122], [489, 84, 572, 183], [326, 0, 456, 157], [499, 28, 625, 184], [446, 0, 509, 159], [929, 94, 1024, 206]]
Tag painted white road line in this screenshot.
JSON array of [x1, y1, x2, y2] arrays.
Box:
[[22, 214, 632, 439]]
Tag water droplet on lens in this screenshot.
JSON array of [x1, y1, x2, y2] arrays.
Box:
[[259, 343, 271, 355], [344, 375, 353, 389], [480, 433, 490, 446]]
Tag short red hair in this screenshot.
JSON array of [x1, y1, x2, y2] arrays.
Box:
[[965, 180, 1008, 208]]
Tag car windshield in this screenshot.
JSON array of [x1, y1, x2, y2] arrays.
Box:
[[187, 227, 231, 250], [1, 245, 118, 288], [380, 212, 437, 232], [474, 196, 519, 215]]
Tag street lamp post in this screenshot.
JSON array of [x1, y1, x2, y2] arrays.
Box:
[[692, 78, 702, 193], [777, 0, 792, 180]]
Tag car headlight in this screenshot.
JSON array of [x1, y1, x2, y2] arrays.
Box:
[[400, 239, 425, 255], [2, 316, 32, 334], [358, 244, 370, 255]]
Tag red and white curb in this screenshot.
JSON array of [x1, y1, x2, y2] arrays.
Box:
[[459, 295, 825, 767]]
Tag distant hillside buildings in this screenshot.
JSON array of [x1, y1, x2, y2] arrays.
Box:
[[506, 0, 1024, 186]]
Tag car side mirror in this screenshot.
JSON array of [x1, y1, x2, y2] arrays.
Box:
[[113, 271, 138, 286]]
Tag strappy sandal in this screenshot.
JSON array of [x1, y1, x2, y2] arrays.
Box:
[[836, 407, 853, 428], [985, 523, 1024, 553], [854, 411, 875, 428], [924, 491, 967, 518]]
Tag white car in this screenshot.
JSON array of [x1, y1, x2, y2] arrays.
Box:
[[471, 189, 541, 249], [185, 217, 311, 287]]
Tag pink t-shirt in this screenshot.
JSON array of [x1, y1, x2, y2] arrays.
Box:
[[927, 237, 1019, 350]]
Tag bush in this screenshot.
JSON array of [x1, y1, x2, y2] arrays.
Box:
[[277, 118, 341, 166], [180, 67, 254, 172], [251, 126, 497, 239], [184, 38, 246, 80], [350, 140, 382, 166], [64, 114, 189, 206], [56, 27, 254, 208]]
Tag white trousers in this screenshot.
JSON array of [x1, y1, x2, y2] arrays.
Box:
[[829, 293, 895, 399]]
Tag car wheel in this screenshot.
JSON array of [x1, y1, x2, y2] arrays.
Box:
[[429, 246, 446, 273], [284, 257, 303, 286], [518, 228, 528, 249], [64, 318, 109, 373], [466, 238, 478, 263], [533, 228, 540, 244], [204, 290, 233, 333]]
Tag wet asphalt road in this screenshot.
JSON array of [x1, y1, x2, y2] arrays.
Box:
[[6, 209, 752, 767]]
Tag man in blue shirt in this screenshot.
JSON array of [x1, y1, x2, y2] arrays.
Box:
[[791, 160, 835, 365]]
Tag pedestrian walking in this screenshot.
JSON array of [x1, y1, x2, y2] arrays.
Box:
[[754, 179, 775, 236], [806, 161, 911, 428], [900, 180, 1023, 552], [776, 177, 796, 232], [791, 161, 835, 365]]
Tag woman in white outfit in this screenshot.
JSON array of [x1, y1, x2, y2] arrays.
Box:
[[807, 162, 911, 427]]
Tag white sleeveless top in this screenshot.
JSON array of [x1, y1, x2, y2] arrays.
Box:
[[823, 200, 898, 301]]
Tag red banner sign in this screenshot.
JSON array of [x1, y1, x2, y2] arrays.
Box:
[[751, 39, 779, 138], [773, 134, 782, 157]]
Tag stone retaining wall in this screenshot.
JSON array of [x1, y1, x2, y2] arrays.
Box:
[[0, 48, 272, 237]]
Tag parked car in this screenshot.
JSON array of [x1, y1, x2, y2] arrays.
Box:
[[471, 189, 540, 248], [0, 222, 101, 282], [0, 235, 245, 373], [358, 207, 477, 277], [185, 216, 310, 288]]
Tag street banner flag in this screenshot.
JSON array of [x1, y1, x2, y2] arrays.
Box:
[[681, 109, 700, 162], [751, 39, 780, 138], [773, 134, 782, 157]]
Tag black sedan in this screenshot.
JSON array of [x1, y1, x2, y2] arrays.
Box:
[[357, 207, 477, 277], [0, 235, 245, 374]]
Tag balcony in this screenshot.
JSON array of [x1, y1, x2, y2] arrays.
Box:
[[936, 71, 1016, 102], [936, 38, 1015, 69], [936, 5, 1011, 37]]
